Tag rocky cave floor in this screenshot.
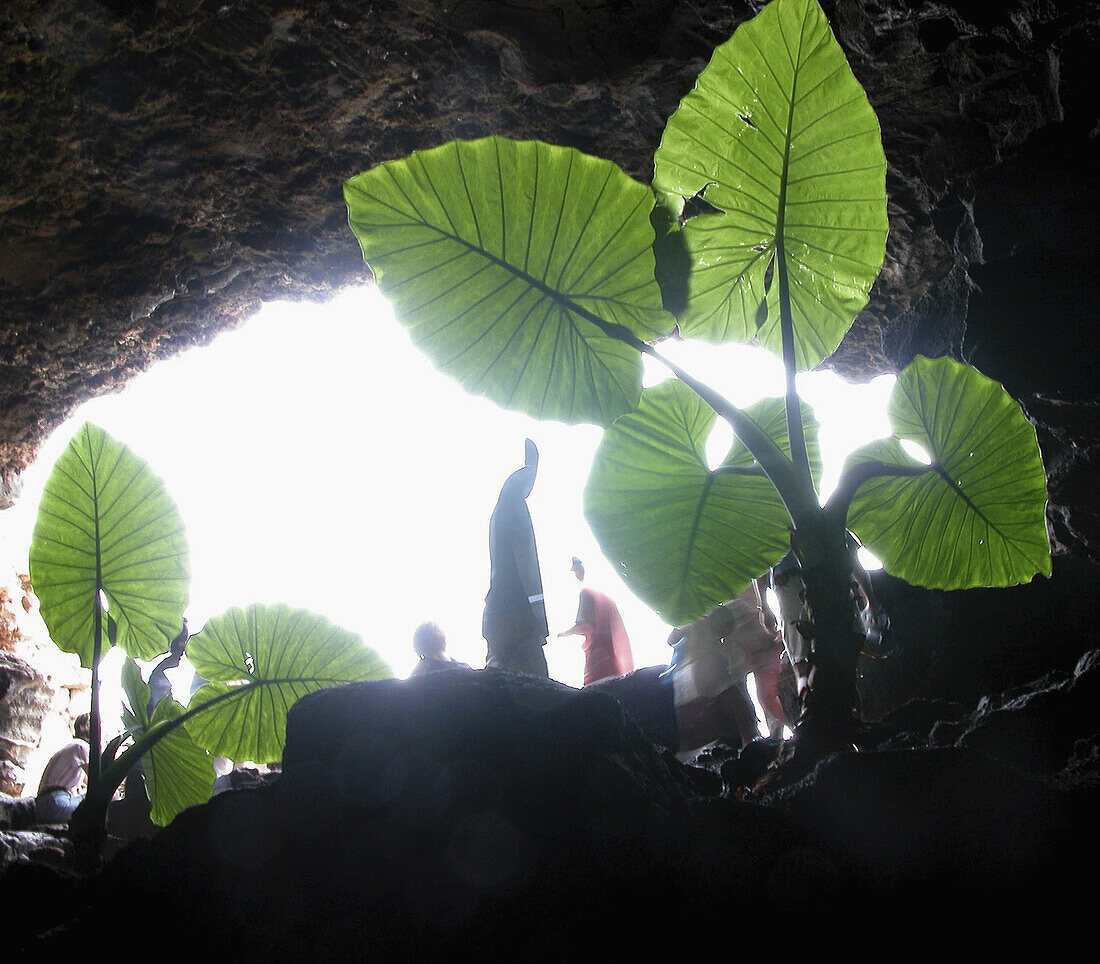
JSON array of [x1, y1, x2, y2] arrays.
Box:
[[3, 651, 1098, 955]]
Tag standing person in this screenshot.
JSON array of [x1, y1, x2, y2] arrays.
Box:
[[482, 438, 550, 677], [666, 581, 787, 753], [558, 556, 634, 685], [35, 712, 90, 825], [409, 621, 471, 677]]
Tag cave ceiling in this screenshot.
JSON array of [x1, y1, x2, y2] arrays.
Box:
[[1, 0, 1097, 514]]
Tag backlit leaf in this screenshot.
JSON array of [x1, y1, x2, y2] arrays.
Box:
[[653, 0, 888, 370], [120, 659, 213, 827], [345, 137, 674, 427], [584, 381, 818, 624], [29, 423, 189, 665], [847, 356, 1051, 589], [185, 604, 392, 763]]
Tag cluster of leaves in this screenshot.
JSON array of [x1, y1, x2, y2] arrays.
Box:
[[343, 0, 1050, 629], [29, 423, 391, 827]]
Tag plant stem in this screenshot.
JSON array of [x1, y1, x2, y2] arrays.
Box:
[[89, 601, 103, 801], [827, 458, 936, 524], [776, 243, 813, 494], [644, 345, 812, 515]]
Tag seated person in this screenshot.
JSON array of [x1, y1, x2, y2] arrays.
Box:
[[35, 712, 90, 824], [409, 622, 471, 677]]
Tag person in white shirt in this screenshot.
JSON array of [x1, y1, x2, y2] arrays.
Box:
[[35, 712, 90, 825]]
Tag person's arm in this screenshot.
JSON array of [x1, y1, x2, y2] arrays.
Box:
[[753, 576, 778, 634], [558, 589, 595, 637], [75, 741, 90, 793]]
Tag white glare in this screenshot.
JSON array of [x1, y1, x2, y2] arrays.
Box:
[[705, 420, 734, 471], [900, 439, 933, 465], [2, 287, 896, 691], [744, 672, 769, 739], [764, 587, 780, 621], [857, 546, 884, 572]]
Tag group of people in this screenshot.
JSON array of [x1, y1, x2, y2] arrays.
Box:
[[35, 438, 884, 829], [410, 438, 636, 688], [412, 438, 889, 757]]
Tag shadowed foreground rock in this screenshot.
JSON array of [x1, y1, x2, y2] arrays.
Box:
[[13, 667, 1095, 955]]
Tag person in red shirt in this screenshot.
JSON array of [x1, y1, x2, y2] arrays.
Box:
[[559, 557, 635, 686]]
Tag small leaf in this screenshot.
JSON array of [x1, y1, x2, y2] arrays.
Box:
[[120, 658, 213, 827], [345, 137, 674, 427], [584, 381, 818, 624], [653, 0, 888, 370], [847, 356, 1051, 589], [29, 423, 190, 665], [184, 605, 392, 763]]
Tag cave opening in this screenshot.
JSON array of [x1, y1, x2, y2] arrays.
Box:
[[3, 284, 898, 781]]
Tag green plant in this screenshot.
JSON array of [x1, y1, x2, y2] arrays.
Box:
[[28, 422, 391, 869], [343, 0, 1049, 765]]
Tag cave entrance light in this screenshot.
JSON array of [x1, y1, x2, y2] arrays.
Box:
[[2, 287, 893, 701]]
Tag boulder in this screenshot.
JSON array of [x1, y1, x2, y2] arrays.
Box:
[[11, 667, 1096, 954]]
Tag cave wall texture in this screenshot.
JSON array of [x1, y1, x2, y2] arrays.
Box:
[[1, 0, 1098, 703]]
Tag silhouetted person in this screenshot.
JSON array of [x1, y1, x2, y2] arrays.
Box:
[[559, 556, 634, 685], [666, 582, 786, 752], [482, 438, 550, 677], [409, 621, 471, 676], [35, 712, 90, 824]]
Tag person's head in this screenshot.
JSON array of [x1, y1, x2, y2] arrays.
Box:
[[73, 712, 91, 742], [570, 556, 585, 582], [413, 622, 447, 658], [502, 438, 539, 500]]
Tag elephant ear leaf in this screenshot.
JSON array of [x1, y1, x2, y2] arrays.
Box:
[[652, 0, 887, 370], [344, 136, 674, 428], [184, 605, 392, 764], [584, 380, 819, 625], [847, 356, 1051, 589], [29, 423, 190, 665], [120, 658, 213, 827]]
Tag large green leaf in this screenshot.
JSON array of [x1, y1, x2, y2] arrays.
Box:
[[345, 137, 674, 427], [847, 356, 1051, 589], [652, 0, 888, 370], [584, 381, 819, 624], [29, 423, 190, 665], [120, 659, 213, 827], [184, 605, 392, 763]]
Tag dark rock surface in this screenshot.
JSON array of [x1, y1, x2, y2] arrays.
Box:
[[857, 556, 1100, 719], [10, 666, 1096, 954], [0, 651, 53, 795]]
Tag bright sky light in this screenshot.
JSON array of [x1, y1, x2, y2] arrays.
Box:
[[0, 286, 896, 689]]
